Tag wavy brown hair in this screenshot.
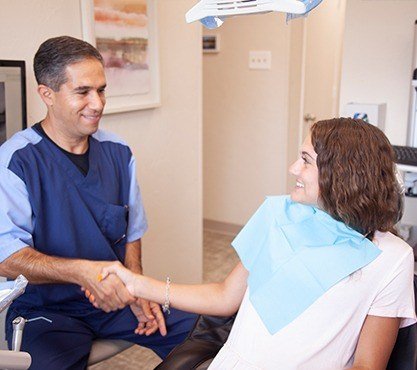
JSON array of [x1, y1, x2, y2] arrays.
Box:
[[310, 118, 402, 240]]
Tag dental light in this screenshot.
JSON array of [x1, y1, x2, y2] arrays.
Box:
[[186, 0, 323, 29]]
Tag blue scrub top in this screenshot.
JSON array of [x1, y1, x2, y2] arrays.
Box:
[[0, 127, 147, 310]]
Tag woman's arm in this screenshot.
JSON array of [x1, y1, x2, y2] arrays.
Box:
[[350, 315, 400, 370], [101, 262, 248, 316]]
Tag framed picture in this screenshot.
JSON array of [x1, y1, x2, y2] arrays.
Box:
[[203, 35, 220, 53], [80, 0, 160, 114], [0, 60, 27, 146]]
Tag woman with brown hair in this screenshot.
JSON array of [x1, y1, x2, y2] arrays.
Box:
[[101, 118, 416, 369]]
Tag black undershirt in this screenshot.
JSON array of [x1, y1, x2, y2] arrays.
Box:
[[33, 122, 89, 176]]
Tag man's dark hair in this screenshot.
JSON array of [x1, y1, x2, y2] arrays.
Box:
[[34, 36, 104, 91]]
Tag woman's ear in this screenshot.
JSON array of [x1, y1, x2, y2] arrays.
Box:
[[37, 85, 54, 107]]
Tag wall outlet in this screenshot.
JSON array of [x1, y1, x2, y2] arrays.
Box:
[[249, 51, 271, 70]]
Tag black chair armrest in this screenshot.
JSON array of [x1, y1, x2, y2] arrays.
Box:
[[386, 323, 417, 370], [155, 314, 236, 370]]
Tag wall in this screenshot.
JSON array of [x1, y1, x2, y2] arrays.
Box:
[[0, 0, 202, 282], [339, 0, 417, 145], [287, 18, 305, 192], [203, 13, 290, 226]]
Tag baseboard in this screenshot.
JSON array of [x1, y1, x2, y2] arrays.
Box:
[[203, 219, 243, 236]]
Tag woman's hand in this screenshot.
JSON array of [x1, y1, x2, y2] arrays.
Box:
[[130, 298, 167, 336], [101, 263, 167, 335], [101, 262, 139, 297]]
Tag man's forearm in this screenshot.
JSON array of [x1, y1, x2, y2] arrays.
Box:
[[0, 246, 90, 285], [0, 246, 134, 312], [124, 239, 143, 274]]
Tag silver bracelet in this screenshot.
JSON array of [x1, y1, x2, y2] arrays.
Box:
[[162, 276, 171, 314]]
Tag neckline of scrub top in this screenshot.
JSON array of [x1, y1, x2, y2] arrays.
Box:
[[231, 195, 381, 335], [31, 126, 98, 186], [33, 122, 90, 176]]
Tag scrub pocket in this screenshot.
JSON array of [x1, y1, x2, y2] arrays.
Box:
[[99, 204, 129, 245]]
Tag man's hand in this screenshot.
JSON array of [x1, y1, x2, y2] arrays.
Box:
[[130, 298, 167, 336], [80, 261, 135, 312]]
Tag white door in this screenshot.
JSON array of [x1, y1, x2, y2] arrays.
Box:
[[301, 0, 346, 138], [287, 0, 346, 190]]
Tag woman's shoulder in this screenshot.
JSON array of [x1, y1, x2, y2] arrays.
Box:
[[373, 231, 414, 262]]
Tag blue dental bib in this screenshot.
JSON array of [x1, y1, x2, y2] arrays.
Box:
[[232, 196, 381, 334]]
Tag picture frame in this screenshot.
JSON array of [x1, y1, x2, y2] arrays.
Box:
[[203, 35, 220, 53], [80, 0, 160, 114], [0, 60, 27, 146]]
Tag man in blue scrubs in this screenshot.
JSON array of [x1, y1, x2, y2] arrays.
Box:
[[0, 36, 195, 369]]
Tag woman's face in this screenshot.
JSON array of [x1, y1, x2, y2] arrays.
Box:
[[289, 135, 319, 206]]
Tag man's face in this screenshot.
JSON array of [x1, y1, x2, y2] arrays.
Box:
[[49, 58, 106, 139]]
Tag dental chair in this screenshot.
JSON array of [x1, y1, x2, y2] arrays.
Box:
[[0, 275, 134, 369], [0, 276, 32, 370], [156, 275, 417, 370], [8, 317, 134, 368], [0, 350, 31, 370]]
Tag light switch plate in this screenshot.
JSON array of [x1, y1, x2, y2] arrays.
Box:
[[249, 51, 271, 70]]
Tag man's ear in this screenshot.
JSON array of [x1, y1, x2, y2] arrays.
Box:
[[37, 85, 54, 106]]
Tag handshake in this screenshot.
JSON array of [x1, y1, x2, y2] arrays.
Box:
[[98, 263, 140, 298], [81, 261, 167, 336]]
